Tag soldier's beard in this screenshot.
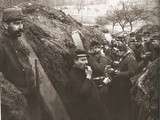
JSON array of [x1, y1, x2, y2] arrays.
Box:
[[8, 29, 23, 38], [13, 30, 23, 37], [16, 31, 23, 37]]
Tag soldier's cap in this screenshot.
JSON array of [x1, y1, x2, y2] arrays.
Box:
[[129, 32, 136, 37], [143, 31, 150, 35], [75, 49, 88, 58], [101, 28, 109, 33], [150, 34, 160, 40], [116, 42, 127, 51], [2, 7, 25, 23], [90, 41, 101, 47], [117, 36, 124, 39]]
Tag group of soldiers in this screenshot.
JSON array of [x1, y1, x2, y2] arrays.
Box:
[[66, 25, 160, 120], [67, 40, 138, 120], [0, 6, 160, 120]]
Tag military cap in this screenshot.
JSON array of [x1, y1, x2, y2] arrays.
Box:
[[75, 49, 88, 57], [150, 34, 160, 40], [101, 28, 109, 33], [143, 31, 150, 35], [129, 32, 136, 37], [2, 7, 25, 22], [70, 49, 88, 61], [117, 35, 124, 40], [116, 42, 127, 51], [90, 41, 101, 47]]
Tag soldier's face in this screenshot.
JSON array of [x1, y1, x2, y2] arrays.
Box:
[[117, 49, 125, 57], [74, 56, 88, 70], [129, 42, 136, 51], [7, 20, 23, 37], [151, 39, 160, 48], [142, 35, 150, 43], [91, 45, 101, 54], [130, 36, 136, 42]]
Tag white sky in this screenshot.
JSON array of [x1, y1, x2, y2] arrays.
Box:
[[57, 0, 158, 24]]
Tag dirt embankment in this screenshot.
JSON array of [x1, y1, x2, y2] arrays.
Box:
[[131, 58, 160, 120], [1, 2, 105, 120]]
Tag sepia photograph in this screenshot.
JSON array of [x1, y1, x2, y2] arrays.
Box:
[[0, 0, 160, 120]]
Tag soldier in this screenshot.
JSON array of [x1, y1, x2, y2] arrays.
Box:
[[88, 41, 112, 85], [68, 49, 108, 120], [138, 34, 160, 72], [87, 41, 112, 109], [0, 7, 41, 120], [141, 31, 151, 53], [148, 34, 160, 61], [128, 33, 144, 66], [108, 43, 138, 120]]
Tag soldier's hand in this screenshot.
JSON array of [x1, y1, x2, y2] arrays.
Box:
[[113, 61, 119, 67], [114, 70, 121, 78], [103, 77, 111, 85], [105, 65, 115, 74], [142, 52, 151, 59], [85, 66, 92, 80]]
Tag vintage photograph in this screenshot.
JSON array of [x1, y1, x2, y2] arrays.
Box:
[[0, 0, 160, 120]]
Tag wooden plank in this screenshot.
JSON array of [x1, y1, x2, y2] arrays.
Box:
[[72, 30, 84, 50]]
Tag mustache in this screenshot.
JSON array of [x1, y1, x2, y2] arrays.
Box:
[[15, 29, 24, 35], [17, 29, 24, 33]]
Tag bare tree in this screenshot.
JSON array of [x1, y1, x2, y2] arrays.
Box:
[[106, 15, 117, 31], [104, 1, 151, 32], [104, 4, 128, 32], [122, 2, 149, 31], [150, 6, 160, 19], [76, 0, 84, 13], [113, 9, 127, 31]]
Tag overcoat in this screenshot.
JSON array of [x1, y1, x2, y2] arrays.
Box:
[[108, 52, 138, 120], [67, 66, 108, 120]]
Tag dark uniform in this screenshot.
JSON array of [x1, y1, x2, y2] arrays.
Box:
[[0, 32, 34, 94], [67, 66, 108, 120], [108, 51, 138, 120], [0, 7, 41, 120], [88, 53, 112, 78], [88, 41, 112, 79], [88, 53, 112, 110]]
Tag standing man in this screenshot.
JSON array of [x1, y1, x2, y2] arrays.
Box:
[[88, 41, 112, 108], [68, 49, 108, 120], [108, 43, 138, 120], [88, 41, 112, 85], [149, 34, 160, 61], [0, 7, 41, 120]]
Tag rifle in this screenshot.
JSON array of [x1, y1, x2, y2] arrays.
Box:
[[35, 59, 40, 91]]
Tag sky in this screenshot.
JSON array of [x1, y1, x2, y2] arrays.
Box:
[[55, 0, 159, 26], [62, 0, 158, 6]]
